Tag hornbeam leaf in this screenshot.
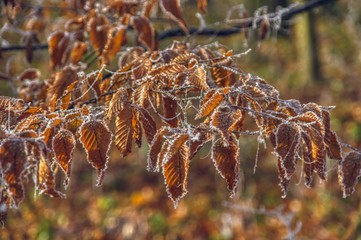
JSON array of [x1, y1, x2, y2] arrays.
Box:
[[52, 129, 76, 188], [163, 143, 189, 208], [160, 0, 188, 34], [0, 139, 27, 207], [164, 134, 189, 163], [339, 151, 361, 197], [37, 155, 65, 198], [163, 97, 179, 127], [137, 106, 157, 144], [79, 119, 112, 186], [274, 123, 301, 179], [212, 139, 240, 196], [114, 103, 133, 156], [132, 108, 142, 148], [147, 127, 167, 172], [87, 14, 110, 55], [107, 88, 129, 119], [302, 133, 314, 188], [188, 66, 208, 90], [196, 88, 229, 119], [131, 15, 157, 50]]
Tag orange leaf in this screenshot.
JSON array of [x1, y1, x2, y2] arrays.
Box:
[[37, 155, 65, 198], [132, 108, 142, 148], [147, 127, 167, 172], [160, 0, 188, 34], [196, 88, 229, 119], [212, 139, 240, 196], [131, 15, 157, 50], [47, 67, 78, 104], [137, 106, 157, 144], [163, 97, 179, 127], [87, 14, 110, 55], [197, 0, 207, 14], [79, 119, 112, 186], [188, 65, 208, 90], [114, 103, 133, 157], [107, 88, 129, 119], [163, 143, 189, 207], [52, 129, 76, 188]]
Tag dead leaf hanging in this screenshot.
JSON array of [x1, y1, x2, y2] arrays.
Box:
[[52, 129, 76, 188], [339, 151, 361, 197], [160, 0, 189, 34], [163, 143, 189, 207], [79, 119, 112, 186], [212, 139, 240, 196]]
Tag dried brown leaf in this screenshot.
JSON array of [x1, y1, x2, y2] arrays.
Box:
[[188, 66, 208, 90], [275, 123, 301, 179], [196, 88, 229, 119], [163, 143, 189, 207], [79, 119, 112, 186], [160, 0, 188, 34], [0, 139, 26, 207], [212, 139, 240, 196], [114, 104, 133, 156], [52, 129, 76, 188], [163, 97, 179, 127], [339, 151, 361, 197], [131, 15, 157, 50]]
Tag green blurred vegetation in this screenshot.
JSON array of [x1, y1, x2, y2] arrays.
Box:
[[2, 0, 361, 239]]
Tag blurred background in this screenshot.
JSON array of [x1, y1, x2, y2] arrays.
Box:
[[1, 0, 361, 239]]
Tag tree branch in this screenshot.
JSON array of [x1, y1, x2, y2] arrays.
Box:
[[158, 0, 336, 40], [0, 0, 336, 52]]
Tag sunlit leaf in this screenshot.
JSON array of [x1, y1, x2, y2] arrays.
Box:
[[212, 139, 240, 196], [79, 119, 112, 186], [163, 143, 189, 207], [53, 129, 76, 188], [114, 103, 133, 156]]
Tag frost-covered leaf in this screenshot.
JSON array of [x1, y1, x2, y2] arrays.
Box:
[[147, 128, 166, 172], [137, 106, 157, 144], [275, 123, 301, 179], [114, 103, 133, 156], [52, 129, 76, 188], [163, 143, 189, 208], [79, 119, 112, 186], [0, 139, 27, 207], [188, 66, 208, 90], [212, 139, 240, 196], [196, 88, 229, 119], [339, 151, 361, 197], [37, 155, 65, 198]]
